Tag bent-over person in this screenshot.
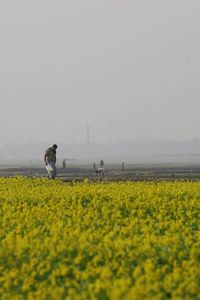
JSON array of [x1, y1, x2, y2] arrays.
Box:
[[44, 144, 58, 179]]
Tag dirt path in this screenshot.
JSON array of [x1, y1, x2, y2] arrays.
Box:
[[1, 164, 200, 180]]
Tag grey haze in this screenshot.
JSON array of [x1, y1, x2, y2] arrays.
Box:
[[0, 0, 200, 147]]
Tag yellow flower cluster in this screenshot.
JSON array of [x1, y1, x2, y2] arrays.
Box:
[[0, 178, 200, 300]]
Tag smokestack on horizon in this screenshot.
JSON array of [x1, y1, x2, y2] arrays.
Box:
[[86, 123, 90, 144]]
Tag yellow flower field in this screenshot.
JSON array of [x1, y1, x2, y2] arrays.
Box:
[[0, 178, 200, 300]]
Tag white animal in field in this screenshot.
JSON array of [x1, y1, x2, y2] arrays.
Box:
[[95, 167, 105, 178]]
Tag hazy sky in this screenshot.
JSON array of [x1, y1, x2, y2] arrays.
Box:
[[0, 0, 200, 145]]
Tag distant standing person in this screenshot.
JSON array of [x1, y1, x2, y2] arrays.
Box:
[[44, 144, 58, 179], [63, 159, 66, 169], [100, 160, 104, 168]]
